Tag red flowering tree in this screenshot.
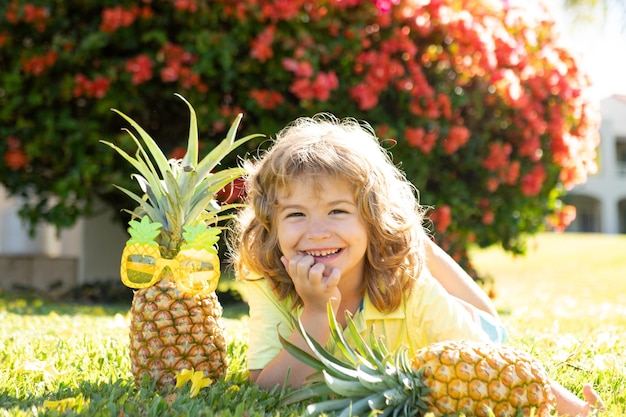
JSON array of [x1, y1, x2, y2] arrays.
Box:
[[0, 0, 599, 277]]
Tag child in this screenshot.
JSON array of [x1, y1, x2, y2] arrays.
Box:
[[230, 114, 602, 415]]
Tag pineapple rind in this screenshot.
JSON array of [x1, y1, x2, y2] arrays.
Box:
[[129, 272, 227, 388], [281, 303, 556, 417]]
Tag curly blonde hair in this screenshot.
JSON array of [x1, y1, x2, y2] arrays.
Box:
[[229, 113, 427, 313]]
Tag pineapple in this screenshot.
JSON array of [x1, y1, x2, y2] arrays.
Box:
[[102, 94, 260, 388], [281, 303, 557, 417]]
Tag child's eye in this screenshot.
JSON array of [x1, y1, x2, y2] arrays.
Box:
[[330, 209, 348, 215], [286, 212, 304, 218]]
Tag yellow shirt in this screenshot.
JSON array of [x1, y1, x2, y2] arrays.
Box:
[[245, 270, 491, 370]]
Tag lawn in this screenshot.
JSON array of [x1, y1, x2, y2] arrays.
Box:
[[471, 232, 626, 416], [1, 232, 624, 416]]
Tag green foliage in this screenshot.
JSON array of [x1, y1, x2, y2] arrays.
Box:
[[0, 0, 599, 274]]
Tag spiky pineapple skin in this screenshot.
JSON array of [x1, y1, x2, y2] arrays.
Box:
[[411, 341, 556, 417], [129, 269, 227, 388]]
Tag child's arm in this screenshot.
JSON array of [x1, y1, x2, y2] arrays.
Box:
[[251, 255, 342, 390], [425, 239, 499, 318], [250, 306, 332, 389]]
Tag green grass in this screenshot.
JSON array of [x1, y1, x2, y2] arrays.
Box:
[[471, 232, 626, 416], [1, 232, 624, 416]]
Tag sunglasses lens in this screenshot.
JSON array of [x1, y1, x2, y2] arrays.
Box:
[[121, 246, 160, 288], [181, 259, 213, 272], [176, 251, 220, 295], [127, 254, 158, 283]]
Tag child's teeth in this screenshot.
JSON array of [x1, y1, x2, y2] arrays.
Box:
[[308, 249, 338, 257]]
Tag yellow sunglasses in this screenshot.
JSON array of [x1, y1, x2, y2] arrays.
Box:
[[120, 217, 221, 295]]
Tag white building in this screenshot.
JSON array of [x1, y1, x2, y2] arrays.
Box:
[[564, 95, 626, 234], [0, 191, 126, 293]]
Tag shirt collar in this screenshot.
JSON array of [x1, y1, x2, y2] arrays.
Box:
[[357, 292, 406, 324]]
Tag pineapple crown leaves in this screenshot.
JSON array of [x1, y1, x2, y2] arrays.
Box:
[[101, 94, 263, 249], [280, 303, 430, 417], [180, 223, 221, 254], [126, 216, 162, 246]]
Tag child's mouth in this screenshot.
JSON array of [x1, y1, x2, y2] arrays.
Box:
[[305, 248, 342, 259]]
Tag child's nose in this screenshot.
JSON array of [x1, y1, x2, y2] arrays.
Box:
[[306, 218, 331, 240]]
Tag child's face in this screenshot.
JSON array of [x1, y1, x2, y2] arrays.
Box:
[[275, 175, 368, 287]]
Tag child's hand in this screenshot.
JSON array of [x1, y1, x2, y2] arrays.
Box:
[[281, 254, 341, 312]]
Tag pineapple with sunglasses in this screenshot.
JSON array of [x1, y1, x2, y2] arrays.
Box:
[[103, 94, 260, 388]]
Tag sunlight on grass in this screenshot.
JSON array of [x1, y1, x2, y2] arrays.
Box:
[[471, 232, 626, 416], [471, 232, 626, 333], [0, 294, 296, 416], [472, 233, 626, 305], [1, 232, 624, 416], [1, 299, 131, 405]]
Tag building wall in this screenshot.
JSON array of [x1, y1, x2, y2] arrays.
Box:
[[565, 95, 626, 234], [0, 188, 127, 292]]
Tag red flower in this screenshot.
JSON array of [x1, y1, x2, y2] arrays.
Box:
[[179, 67, 195, 88], [217, 177, 246, 204], [442, 125, 470, 155], [520, 165, 547, 197], [486, 177, 499, 193], [4, 149, 28, 170], [405, 127, 425, 148], [155, 43, 201, 89], [481, 209, 495, 225], [161, 63, 180, 82], [482, 142, 512, 172], [349, 83, 379, 110], [374, 0, 400, 13], [250, 26, 276, 62], [73, 74, 111, 98], [139, 6, 154, 19], [168, 147, 186, 160], [500, 160, 520, 185], [547, 205, 576, 232], [250, 89, 285, 109], [91, 76, 111, 98], [405, 127, 438, 154], [310, 71, 338, 101], [23, 3, 50, 32], [259, 0, 302, 21], [6, 1, 19, 23], [437, 93, 452, 120], [4, 136, 28, 170], [173, 0, 198, 12], [430, 205, 452, 233], [518, 133, 542, 162], [289, 78, 315, 101], [125, 54, 154, 85], [22, 51, 57, 76], [5, 2, 49, 31], [160, 43, 194, 64], [282, 58, 313, 77], [100, 6, 139, 33]]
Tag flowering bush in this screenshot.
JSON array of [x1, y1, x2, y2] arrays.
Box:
[[0, 0, 599, 277]]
